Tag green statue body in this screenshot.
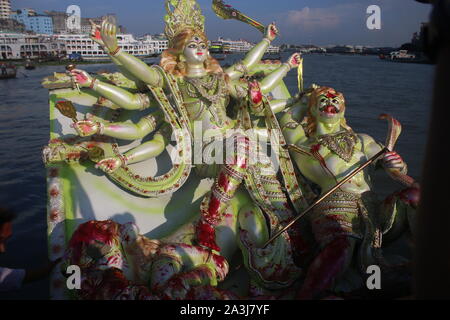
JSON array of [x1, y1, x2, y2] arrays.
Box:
[[280, 86, 419, 299], [42, 0, 419, 301], [43, 0, 310, 299], [67, 0, 302, 254]]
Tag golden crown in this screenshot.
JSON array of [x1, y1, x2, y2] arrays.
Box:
[[164, 0, 206, 45]]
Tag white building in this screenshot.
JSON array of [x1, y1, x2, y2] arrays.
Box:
[[140, 34, 169, 54], [55, 33, 166, 60], [0, 0, 12, 20], [0, 33, 66, 59], [213, 37, 279, 54]]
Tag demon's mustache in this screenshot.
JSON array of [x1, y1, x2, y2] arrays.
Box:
[[319, 103, 341, 114]]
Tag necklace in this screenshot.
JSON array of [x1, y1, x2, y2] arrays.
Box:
[[317, 130, 357, 163], [185, 74, 226, 104], [184, 74, 228, 126]]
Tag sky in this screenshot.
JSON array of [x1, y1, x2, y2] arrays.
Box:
[[11, 0, 432, 46]]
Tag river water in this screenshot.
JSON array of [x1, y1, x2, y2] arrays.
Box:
[[0, 53, 435, 299]]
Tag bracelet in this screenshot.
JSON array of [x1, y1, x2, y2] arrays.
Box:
[[136, 93, 151, 110], [282, 121, 300, 130], [117, 153, 129, 167], [89, 78, 98, 89], [143, 114, 157, 131], [234, 61, 249, 76], [262, 37, 271, 45], [97, 122, 105, 135], [283, 62, 292, 70], [110, 47, 121, 57]]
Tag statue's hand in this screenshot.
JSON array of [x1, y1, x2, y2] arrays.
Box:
[[382, 151, 406, 171], [286, 53, 302, 69], [72, 120, 101, 137], [89, 19, 105, 48], [69, 69, 94, 88], [95, 157, 124, 174], [265, 23, 279, 41], [100, 18, 119, 53]]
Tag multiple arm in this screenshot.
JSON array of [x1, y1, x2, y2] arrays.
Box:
[[226, 24, 278, 81], [96, 129, 170, 173], [70, 69, 150, 111], [89, 20, 148, 87], [269, 95, 306, 115], [69, 68, 164, 140], [260, 53, 302, 94], [99, 20, 164, 88]]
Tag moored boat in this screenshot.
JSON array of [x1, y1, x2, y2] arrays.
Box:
[[25, 59, 36, 70], [0, 63, 17, 79]]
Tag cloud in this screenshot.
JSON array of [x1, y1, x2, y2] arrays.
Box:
[[286, 7, 341, 30]]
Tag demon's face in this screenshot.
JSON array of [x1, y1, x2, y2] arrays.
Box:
[[310, 87, 346, 125]]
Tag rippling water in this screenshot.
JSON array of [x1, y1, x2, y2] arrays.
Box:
[[0, 54, 435, 299]]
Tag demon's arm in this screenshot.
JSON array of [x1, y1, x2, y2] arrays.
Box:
[[225, 24, 278, 81], [358, 134, 408, 175]]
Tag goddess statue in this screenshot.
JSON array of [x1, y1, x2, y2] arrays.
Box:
[[67, 0, 302, 253]]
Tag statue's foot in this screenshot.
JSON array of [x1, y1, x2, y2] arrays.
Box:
[[195, 220, 221, 252]]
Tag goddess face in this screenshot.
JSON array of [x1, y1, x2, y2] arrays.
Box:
[[311, 89, 345, 125], [182, 35, 209, 64]]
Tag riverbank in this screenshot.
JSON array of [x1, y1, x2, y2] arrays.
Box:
[[0, 56, 161, 67]]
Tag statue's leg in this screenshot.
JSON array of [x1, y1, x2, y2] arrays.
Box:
[[380, 187, 420, 243], [160, 264, 219, 300], [196, 134, 249, 252], [149, 244, 229, 299], [297, 236, 356, 300], [238, 203, 270, 248], [149, 255, 183, 292]]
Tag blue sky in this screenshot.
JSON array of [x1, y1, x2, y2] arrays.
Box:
[[11, 0, 431, 46]]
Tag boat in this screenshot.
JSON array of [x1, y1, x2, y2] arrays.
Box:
[[24, 59, 36, 70], [380, 50, 431, 64], [389, 50, 416, 61], [0, 63, 17, 79]]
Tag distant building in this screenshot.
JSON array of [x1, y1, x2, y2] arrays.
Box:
[[81, 14, 118, 34], [45, 11, 68, 34], [46, 11, 120, 34], [0, 0, 12, 20], [211, 37, 279, 54], [327, 45, 356, 54], [0, 17, 25, 33], [0, 32, 66, 59], [55, 33, 166, 60], [10, 8, 53, 35], [142, 34, 168, 53]]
